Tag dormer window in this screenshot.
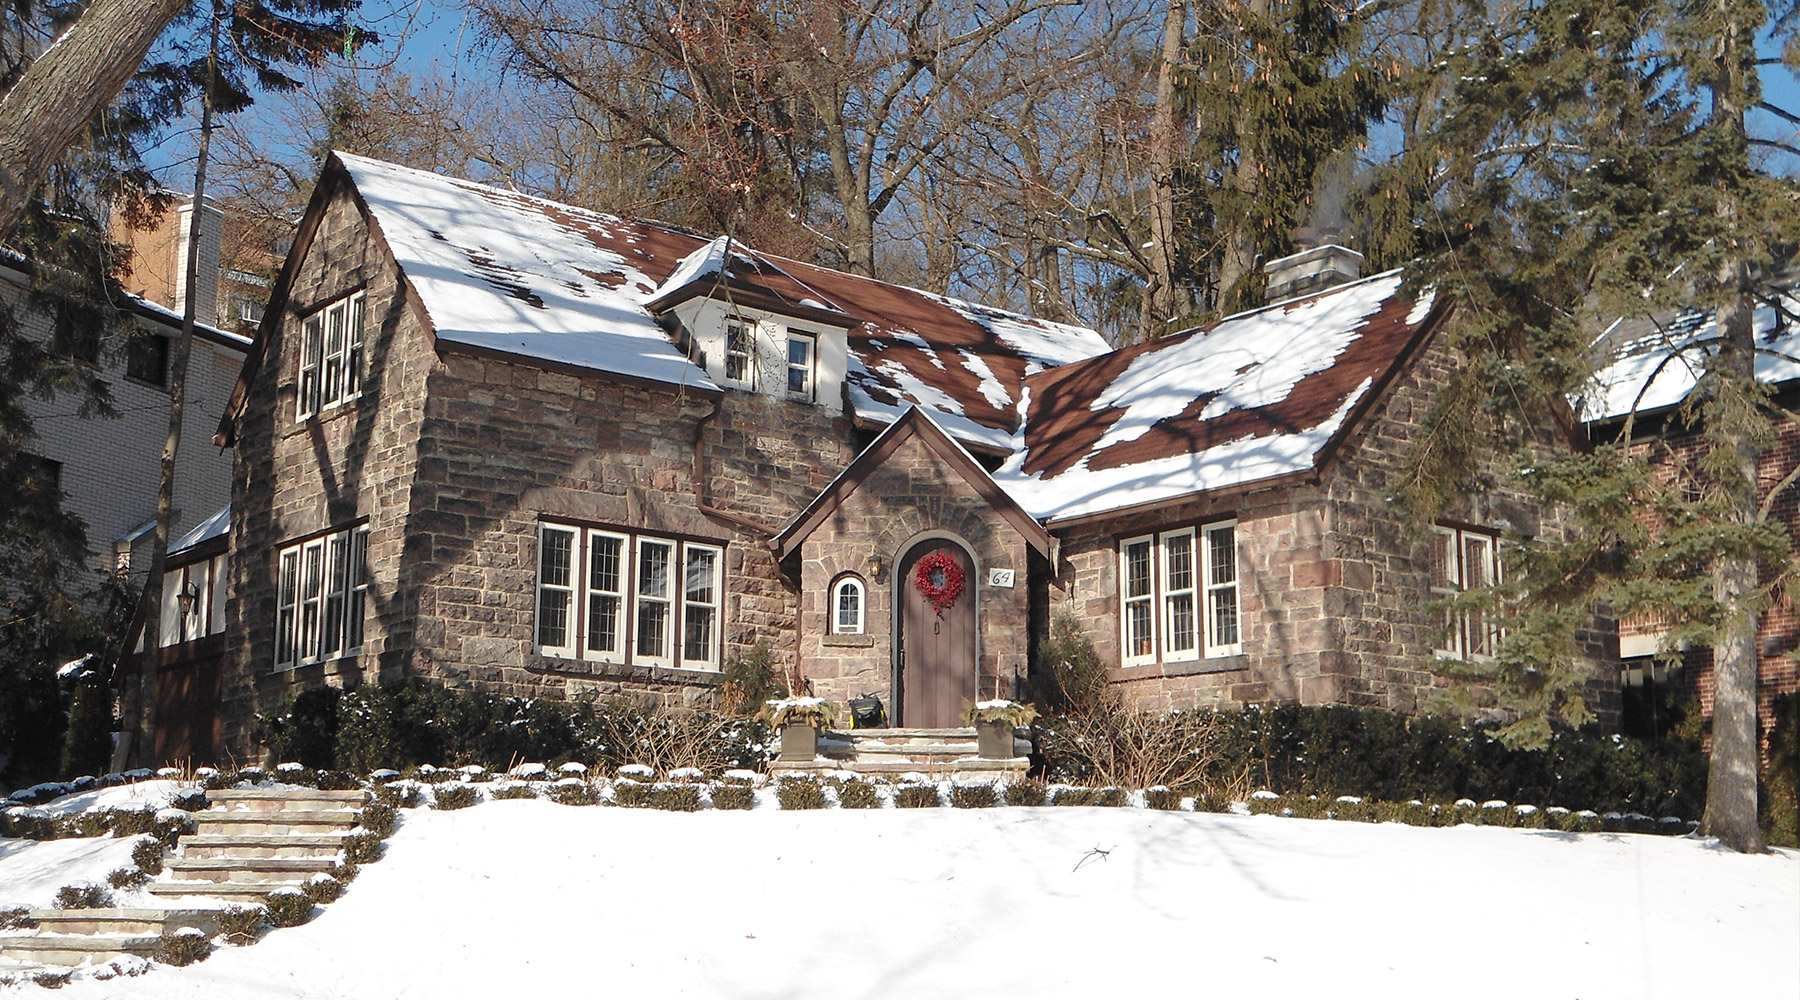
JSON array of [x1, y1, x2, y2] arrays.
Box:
[[298, 291, 366, 420], [725, 317, 753, 385], [787, 332, 815, 401]]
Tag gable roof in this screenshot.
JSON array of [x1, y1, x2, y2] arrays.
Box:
[[774, 405, 1056, 561], [994, 271, 1447, 522], [221, 153, 1109, 451], [1580, 286, 1800, 424]]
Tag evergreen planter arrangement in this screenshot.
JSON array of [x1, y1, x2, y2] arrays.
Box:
[[765, 698, 837, 762], [964, 700, 1036, 759]]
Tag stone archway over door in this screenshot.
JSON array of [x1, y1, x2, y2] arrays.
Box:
[[897, 539, 977, 728]]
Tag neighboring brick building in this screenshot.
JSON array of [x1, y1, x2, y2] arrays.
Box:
[[155, 152, 1613, 764], [1585, 306, 1800, 745]]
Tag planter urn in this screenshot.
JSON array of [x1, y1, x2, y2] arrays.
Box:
[[977, 720, 1016, 759], [780, 723, 819, 762]]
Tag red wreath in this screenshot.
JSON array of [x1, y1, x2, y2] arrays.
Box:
[[913, 551, 966, 613]]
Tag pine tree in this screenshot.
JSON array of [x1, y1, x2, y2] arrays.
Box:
[[1398, 0, 1798, 852]]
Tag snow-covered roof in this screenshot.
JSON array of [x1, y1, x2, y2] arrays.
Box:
[[336, 153, 1109, 445], [169, 503, 230, 555], [995, 272, 1442, 521], [1580, 291, 1800, 423]]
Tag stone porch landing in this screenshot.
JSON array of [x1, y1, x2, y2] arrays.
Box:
[[768, 727, 1031, 777]]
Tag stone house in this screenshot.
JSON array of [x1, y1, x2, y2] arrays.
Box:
[[157, 152, 1613, 764], [1583, 299, 1800, 745]]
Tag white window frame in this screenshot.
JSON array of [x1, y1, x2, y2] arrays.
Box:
[[1431, 524, 1501, 661], [634, 537, 676, 667], [1201, 521, 1242, 658], [786, 331, 816, 401], [1120, 534, 1157, 667], [583, 529, 630, 662], [724, 316, 754, 387], [296, 291, 366, 420], [1160, 528, 1198, 662], [832, 576, 865, 634], [681, 543, 723, 669], [536, 524, 578, 659], [274, 525, 370, 670]]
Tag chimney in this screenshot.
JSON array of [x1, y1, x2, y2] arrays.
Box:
[[1262, 242, 1363, 304], [174, 197, 225, 326]]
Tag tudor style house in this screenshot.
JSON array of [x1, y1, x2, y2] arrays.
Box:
[[162, 152, 1613, 762]]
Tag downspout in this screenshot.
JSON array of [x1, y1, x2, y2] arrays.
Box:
[[691, 396, 778, 537]]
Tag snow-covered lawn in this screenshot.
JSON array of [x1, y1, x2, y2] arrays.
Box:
[[6, 802, 1796, 998], [0, 837, 140, 911]]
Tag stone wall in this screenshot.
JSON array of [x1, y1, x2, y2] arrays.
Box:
[[795, 432, 1035, 711], [225, 181, 434, 755]]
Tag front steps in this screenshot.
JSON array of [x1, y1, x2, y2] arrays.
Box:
[[771, 727, 1031, 776], [0, 785, 368, 971]]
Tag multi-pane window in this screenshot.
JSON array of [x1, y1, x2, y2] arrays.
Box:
[[535, 522, 725, 670], [274, 525, 370, 670], [297, 291, 366, 419], [1120, 522, 1241, 665], [725, 317, 753, 384], [1431, 524, 1501, 660], [786, 333, 815, 400], [159, 553, 228, 647], [833, 577, 865, 634], [126, 332, 169, 386]]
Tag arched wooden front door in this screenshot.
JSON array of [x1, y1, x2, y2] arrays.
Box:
[[896, 539, 977, 728]]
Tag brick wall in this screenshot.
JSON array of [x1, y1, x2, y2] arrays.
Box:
[[795, 431, 1034, 709]]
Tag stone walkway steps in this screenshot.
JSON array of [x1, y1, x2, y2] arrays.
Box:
[[0, 934, 161, 968]]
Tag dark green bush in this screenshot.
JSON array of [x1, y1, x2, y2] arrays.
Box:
[[106, 808, 158, 837], [894, 785, 939, 808], [343, 832, 382, 864], [431, 784, 477, 810], [648, 784, 703, 812], [358, 802, 397, 838], [373, 784, 420, 809], [53, 883, 111, 909], [1193, 790, 1234, 813], [303, 874, 342, 905], [611, 780, 652, 808], [710, 785, 755, 810], [215, 906, 265, 945], [1003, 779, 1047, 807], [776, 777, 826, 811], [0, 907, 36, 931], [332, 860, 360, 885], [153, 928, 210, 967], [837, 781, 880, 809], [1144, 787, 1182, 811], [491, 783, 539, 801], [718, 640, 788, 716], [1052, 786, 1096, 807], [264, 889, 312, 928], [1328, 799, 1377, 823], [1094, 787, 1126, 808], [130, 836, 164, 874], [550, 780, 599, 806], [1764, 692, 1799, 848], [950, 784, 998, 809], [106, 866, 145, 889]]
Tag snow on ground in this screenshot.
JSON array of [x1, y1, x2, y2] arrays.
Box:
[[9, 781, 185, 820], [0, 838, 139, 910], [11, 802, 1795, 999]]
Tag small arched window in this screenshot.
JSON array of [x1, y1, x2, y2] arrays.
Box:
[[832, 576, 865, 634]]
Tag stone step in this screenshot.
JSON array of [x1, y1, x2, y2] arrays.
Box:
[[146, 880, 301, 902], [829, 727, 980, 743], [769, 757, 1029, 776], [24, 909, 222, 937], [166, 857, 338, 884], [193, 809, 362, 836], [0, 933, 160, 967], [833, 743, 983, 759], [181, 833, 351, 859], [207, 788, 368, 813]]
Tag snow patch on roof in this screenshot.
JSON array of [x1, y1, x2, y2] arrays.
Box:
[[927, 293, 1112, 372], [959, 350, 1012, 409], [1581, 293, 1800, 421], [170, 503, 230, 554], [847, 365, 1019, 454], [660, 236, 732, 294], [335, 153, 716, 391], [997, 379, 1371, 520]]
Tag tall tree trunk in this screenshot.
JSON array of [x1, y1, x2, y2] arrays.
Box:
[[1698, 8, 1766, 853], [1139, 0, 1186, 344], [1214, 0, 1268, 315], [116, 1, 221, 770], [0, 0, 188, 242]]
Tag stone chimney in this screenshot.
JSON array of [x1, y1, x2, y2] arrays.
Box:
[[173, 197, 225, 325], [1263, 243, 1363, 304]]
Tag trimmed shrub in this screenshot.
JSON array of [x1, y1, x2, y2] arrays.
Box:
[[1764, 692, 1799, 848], [358, 802, 398, 838], [1193, 790, 1234, 813], [950, 783, 998, 809], [611, 780, 652, 808], [549, 780, 599, 806], [54, 883, 112, 909], [431, 784, 477, 810], [303, 873, 343, 905], [1144, 787, 1182, 811], [710, 785, 755, 810], [648, 784, 703, 812], [130, 836, 165, 874], [154, 929, 210, 967], [894, 784, 940, 809], [838, 781, 881, 809], [332, 860, 361, 885], [343, 832, 382, 865], [0, 907, 37, 930], [776, 777, 826, 811], [491, 783, 539, 801], [1052, 786, 1096, 807], [374, 783, 421, 809], [1003, 779, 1047, 807], [1095, 787, 1127, 808], [106, 866, 146, 889], [106, 808, 158, 838], [170, 790, 208, 813], [216, 906, 266, 945], [264, 889, 312, 928]]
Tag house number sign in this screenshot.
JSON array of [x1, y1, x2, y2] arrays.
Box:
[[987, 568, 1015, 588]]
